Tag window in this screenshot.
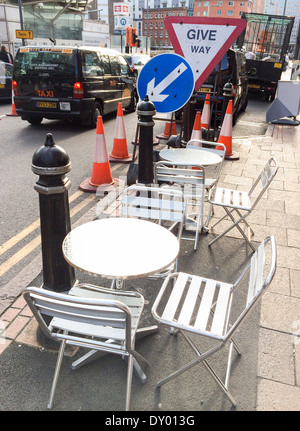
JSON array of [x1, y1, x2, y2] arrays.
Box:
[[110, 56, 121, 76], [217, 1, 223, 4], [203, 10, 208, 16], [82, 52, 103, 77], [101, 55, 110, 75], [240, 1, 244, 5], [217, 10, 222, 15], [204, 1, 209, 5], [227, 10, 233, 15], [118, 56, 129, 76], [228, 1, 234, 5]]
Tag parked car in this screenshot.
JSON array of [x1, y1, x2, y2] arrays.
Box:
[[0, 62, 13, 101], [195, 48, 248, 126], [124, 53, 150, 74], [12, 46, 138, 127]]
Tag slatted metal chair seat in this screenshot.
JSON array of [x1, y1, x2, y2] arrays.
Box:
[[152, 236, 277, 407], [24, 283, 147, 411], [208, 157, 278, 251]]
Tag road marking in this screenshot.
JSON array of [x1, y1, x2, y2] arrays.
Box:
[[0, 191, 95, 277], [0, 190, 83, 257]]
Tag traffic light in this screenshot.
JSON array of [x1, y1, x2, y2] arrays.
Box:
[[126, 27, 133, 47], [132, 27, 139, 47]]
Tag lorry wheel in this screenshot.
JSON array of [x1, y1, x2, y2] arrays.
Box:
[[27, 117, 43, 125]]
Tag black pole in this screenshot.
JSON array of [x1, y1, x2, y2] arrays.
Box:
[[32, 133, 76, 349], [137, 95, 156, 184]]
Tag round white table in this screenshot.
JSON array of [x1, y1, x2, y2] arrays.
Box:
[[63, 217, 180, 378], [160, 147, 222, 166], [63, 217, 179, 280]]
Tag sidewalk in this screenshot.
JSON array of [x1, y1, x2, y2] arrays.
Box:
[[0, 119, 299, 411]]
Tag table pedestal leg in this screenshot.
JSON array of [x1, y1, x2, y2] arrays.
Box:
[[71, 325, 158, 383]]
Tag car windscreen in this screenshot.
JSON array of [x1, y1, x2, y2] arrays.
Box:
[[13, 47, 76, 79]]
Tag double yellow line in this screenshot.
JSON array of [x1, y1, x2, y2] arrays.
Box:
[[0, 190, 96, 278]]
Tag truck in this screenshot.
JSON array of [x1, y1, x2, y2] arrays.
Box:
[[236, 12, 294, 101]]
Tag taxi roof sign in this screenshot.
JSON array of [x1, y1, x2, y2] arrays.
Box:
[[164, 17, 246, 91], [16, 30, 33, 39]]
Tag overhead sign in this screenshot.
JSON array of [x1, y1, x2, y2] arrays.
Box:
[[137, 53, 194, 113], [164, 17, 246, 91], [16, 30, 33, 39], [113, 3, 129, 16]]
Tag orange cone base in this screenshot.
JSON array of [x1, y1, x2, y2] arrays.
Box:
[[6, 109, 18, 117], [79, 177, 122, 193], [225, 151, 240, 160], [109, 152, 133, 163], [131, 138, 159, 146]]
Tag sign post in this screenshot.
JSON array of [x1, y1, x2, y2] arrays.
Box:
[[164, 17, 246, 91]]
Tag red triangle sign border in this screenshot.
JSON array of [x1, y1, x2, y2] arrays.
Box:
[[164, 16, 246, 91]]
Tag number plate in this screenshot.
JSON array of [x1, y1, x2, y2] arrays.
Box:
[[36, 101, 57, 108], [0, 83, 5, 88], [249, 84, 260, 89], [198, 87, 211, 93]]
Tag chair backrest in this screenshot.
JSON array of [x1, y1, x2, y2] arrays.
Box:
[[121, 184, 186, 239], [24, 286, 137, 353], [228, 235, 277, 339], [154, 160, 205, 191], [248, 157, 278, 209], [186, 139, 226, 187]]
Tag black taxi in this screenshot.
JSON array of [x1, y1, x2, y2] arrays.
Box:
[[12, 46, 138, 126]]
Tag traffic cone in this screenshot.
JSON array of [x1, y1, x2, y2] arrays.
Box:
[[217, 100, 239, 160], [201, 94, 210, 129], [190, 111, 202, 143], [109, 103, 133, 163], [79, 116, 119, 193], [156, 112, 177, 140], [6, 87, 18, 117]]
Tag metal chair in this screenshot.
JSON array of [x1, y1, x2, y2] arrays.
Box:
[[154, 161, 205, 250], [151, 235, 276, 407], [121, 184, 185, 277], [186, 139, 226, 192], [207, 157, 278, 251], [23, 283, 147, 411]]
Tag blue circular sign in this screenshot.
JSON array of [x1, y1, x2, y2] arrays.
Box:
[[137, 53, 194, 113]]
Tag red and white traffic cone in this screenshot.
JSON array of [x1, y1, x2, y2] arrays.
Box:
[[79, 116, 120, 193], [6, 87, 18, 117], [217, 100, 239, 160], [201, 94, 211, 129], [109, 103, 133, 163], [156, 112, 177, 140], [190, 111, 202, 144]]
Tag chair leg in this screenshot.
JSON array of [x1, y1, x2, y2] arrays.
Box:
[[47, 338, 66, 409], [125, 354, 134, 411], [208, 207, 255, 251]]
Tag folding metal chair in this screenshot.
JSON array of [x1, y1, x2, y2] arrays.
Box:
[[207, 157, 278, 251], [24, 283, 147, 411], [151, 236, 276, 407], [154, 161, 205, 250], [121, 184, 185, 277]]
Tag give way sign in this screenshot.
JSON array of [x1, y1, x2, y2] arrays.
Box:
[[164, 17, 246, 91]]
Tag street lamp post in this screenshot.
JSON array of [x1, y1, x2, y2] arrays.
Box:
[[18, 0, 25, 46]]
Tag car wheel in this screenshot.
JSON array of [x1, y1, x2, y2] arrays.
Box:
[[89, 101, 103, 128], [27, 117, 43, 125], [240, 98, 248, 112], [126, 91, 137, 113]]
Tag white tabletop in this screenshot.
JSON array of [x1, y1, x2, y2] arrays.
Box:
[[63, 217, 179, 280], [160, 148, 222, 166]]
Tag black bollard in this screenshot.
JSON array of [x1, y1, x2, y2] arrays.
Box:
[[32, 133, 76, 292], [32, 133, 76, 349], [137, 96, 156, 184], [221, 81, 234, 125]]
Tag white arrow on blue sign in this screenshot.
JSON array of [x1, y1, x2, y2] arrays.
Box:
[[137, 53, 194, 113]]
